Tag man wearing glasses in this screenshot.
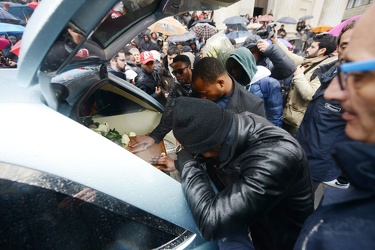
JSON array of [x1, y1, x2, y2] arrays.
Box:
[[294, 4, 375, 249], [130, 55, 194, 150], [107, 50, 127, 80]]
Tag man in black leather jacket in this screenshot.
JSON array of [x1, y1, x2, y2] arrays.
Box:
[[172, 97, 314, 250]]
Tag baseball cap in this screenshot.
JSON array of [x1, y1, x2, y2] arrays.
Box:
[[140, 51, 155, 64], [242, 34, 261, 49]]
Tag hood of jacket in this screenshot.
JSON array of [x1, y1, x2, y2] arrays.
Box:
[[249, 65, 271, 85], [227, 47, 257, 86]]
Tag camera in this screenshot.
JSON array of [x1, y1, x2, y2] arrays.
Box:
[[256, 23, 277, 39]]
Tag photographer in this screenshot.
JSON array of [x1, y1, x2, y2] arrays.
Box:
[[243, 26, 296, 81], [242, 29, 296, 108]]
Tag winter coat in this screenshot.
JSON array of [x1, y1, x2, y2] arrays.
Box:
[[227, 48, 282, 126], [295, 60, 351, 182], [275, 39, 338, 128], [283, 54, 337, 128], [107, 66, 125, 80], [260, 42, 296, 81], [294, 142, 375, 250], [178, 112, 314, 250], [247, 66, 283, 127], [135, 67, 159, 99], [138, 33, 159, 52]]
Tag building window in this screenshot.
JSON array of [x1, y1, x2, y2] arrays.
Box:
[[347, 0, 364, 8]]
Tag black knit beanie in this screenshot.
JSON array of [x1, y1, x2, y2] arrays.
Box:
[[173, 97, 234, 154]]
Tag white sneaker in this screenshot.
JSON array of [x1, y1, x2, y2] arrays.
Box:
[[323, 179, 350, 189]]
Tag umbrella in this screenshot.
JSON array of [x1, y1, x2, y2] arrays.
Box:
[[148, 17, 186, 36], [10, 39, 21, 56], [190, 23, 218, 40], [166, 31, 196, 43], [0, 8, 21, 24], [0, 37, 10, 50], [27, 1, 39, 9], [277, 16, 297, 24], [0, 22, 25, 34], [226, 23, 247, 31], [258, 15, 274, 23], [328, 15, 361, 36], [223, 16, 248, 25], [299, 15, 314, 21], [226, 30, 252, 40], [190, 18, 215, 27], [310, 25, 333, 33]]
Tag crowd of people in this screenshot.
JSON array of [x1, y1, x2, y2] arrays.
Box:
[[124, 5, 375, 250], [1, 3, 375, 249]]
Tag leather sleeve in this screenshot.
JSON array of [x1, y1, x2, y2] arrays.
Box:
[[180, 117, 310, 240]]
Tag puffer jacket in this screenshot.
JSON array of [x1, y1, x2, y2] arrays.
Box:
[[294, 142, 375, 250], [261, 42, 296, 81], [178, 112, 314, 250], [247, 66, 283, 126]]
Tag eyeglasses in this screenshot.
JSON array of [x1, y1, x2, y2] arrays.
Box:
[[172, 66, 188, 76], [337, 58, 375, 90]]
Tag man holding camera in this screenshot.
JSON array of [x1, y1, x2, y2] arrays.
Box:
[[268, 33, 337, 136]]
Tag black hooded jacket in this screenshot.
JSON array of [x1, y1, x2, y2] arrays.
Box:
[[178, 112, 314, 250]]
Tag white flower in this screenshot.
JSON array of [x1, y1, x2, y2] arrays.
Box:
[[121, 133, 130, 144], [129, 131, 136, 137], [95, 122, 109, 133]]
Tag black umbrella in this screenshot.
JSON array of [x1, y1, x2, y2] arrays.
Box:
[[277, 16, 297, 24], [299, 15, 313, 21]]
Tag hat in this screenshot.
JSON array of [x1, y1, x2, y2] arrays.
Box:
[[140, 51, 155, 64], [242, 34, 261, 49], [173, 97, 233, 154], [182, 45, 192, 52]]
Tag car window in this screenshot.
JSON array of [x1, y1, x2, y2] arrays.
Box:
[[0, 163, 194, 249], [91, 0, 160, 49]]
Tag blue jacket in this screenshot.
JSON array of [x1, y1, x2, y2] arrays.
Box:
[[226, 48, 283, 126], [295, 61, 351, 182], [247, 66, 283, 127], [294, 141, 375, 250]]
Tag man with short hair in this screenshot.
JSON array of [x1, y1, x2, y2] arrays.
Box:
[[129, 55, 193, 150], [128, 47, 142, 73], [107, 50, 127, 79], [171, 97, 313, 249], [192, 57, 264, 115], [135, 51, 161, 100], [294, 4, 375, 249], [274, 33, 337, 135]]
